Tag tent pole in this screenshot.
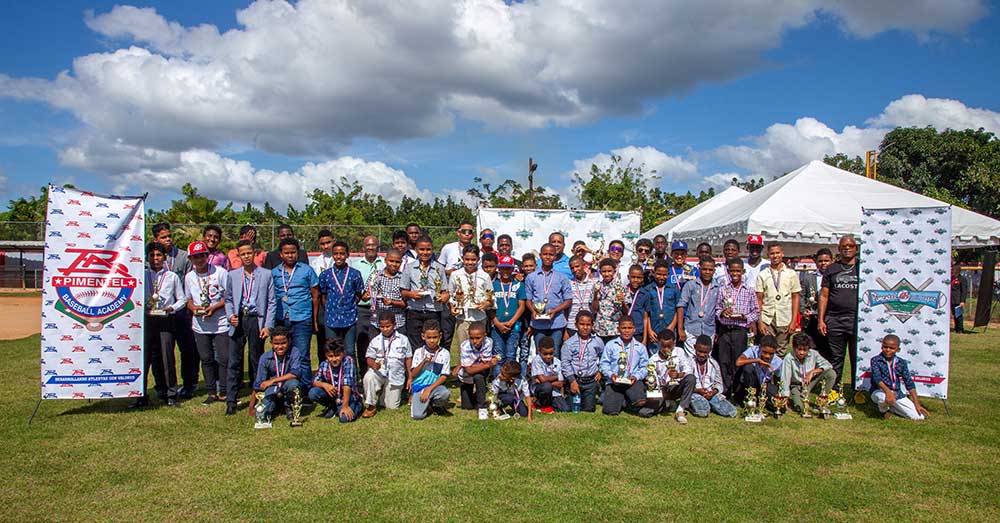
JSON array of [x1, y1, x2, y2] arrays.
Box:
[[27, 398, 42, 426], [941, 399, 950, 417]]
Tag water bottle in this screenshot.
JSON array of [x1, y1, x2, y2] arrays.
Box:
[[572, 393, 581, 413]]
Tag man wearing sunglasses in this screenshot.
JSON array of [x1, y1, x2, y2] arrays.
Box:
[[438, 221, 476, 349]]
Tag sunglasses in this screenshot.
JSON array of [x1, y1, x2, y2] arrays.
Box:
[[609, 246, 623, 253], [480, 233, 494, 240], [637, 248, 651, 253], [458, 229, 474, 235]]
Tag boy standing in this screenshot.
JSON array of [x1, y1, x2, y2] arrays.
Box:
[[755, 243, 801, 356], [869, 335, 929, 420], [676, 257, 719, 353], [525, 243, 573, 355], [491, 360, 534, 420], [600, 317, 648, 415], [410, 320, 453, 420], [368, 249, 407, 336], [567, 255, 598, 339], [458, 322, 497, 412], [780, 333, 836, 416], [561, 311, 605, 412], [224, 239, 276, 415], [253, 327, 300, 419], [318, 240, 364, 367], [638, 331, 695, 423], [491, 255, 526, 372], [272, 238, 320, 384], [448, 245, 491, 349], [309, 339, 363, 422], [202, 224, 230, 269], [620, 265, 650, 345], [133, 243, 187, 409], [667, 241, 700, 289], [151, 222, 198, 398], [531, 337, 568, 412], [351, 236, 383, 371], [643, 260, 680, 352], [362, 311, 413, 417], [715, 258, 760, 395], [592, 259, 626, 342], [401, 235, 449, 349], [682, 335, 737, 418], [185, 241, 230, 405]]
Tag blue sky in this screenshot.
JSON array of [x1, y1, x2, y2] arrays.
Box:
[[1, 1, 998, 211]]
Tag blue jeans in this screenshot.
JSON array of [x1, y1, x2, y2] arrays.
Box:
[[281, 318, 313, 383], [532, 327, 564, 358], [690, 393, 737, 418], [325, 324, 358, 361], [491, 329, 522, 377], [260, 378, 301, 416], [307, 386, 363, 422]]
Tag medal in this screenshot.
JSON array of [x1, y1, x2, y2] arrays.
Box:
[[655, 284, 666, 319], [770, 268, 782, 301], [281, 265, 296, 304], [698, 311, 704, 318], [331, 265, 347, 295]]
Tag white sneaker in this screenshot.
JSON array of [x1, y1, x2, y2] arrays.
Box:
[[478, 408, 488, 420], [675, 411, 688, 424]]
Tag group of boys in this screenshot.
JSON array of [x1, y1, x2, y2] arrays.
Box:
[[137, 221, 928, 423]]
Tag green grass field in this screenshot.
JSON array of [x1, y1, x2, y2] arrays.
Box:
[[2, 330, 999, 522]]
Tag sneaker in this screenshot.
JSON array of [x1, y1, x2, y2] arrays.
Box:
[[178, 387, 194, 399], [362, 406, 377, 418], [637, 407, 655, 418], [201, 394, 218, 406], [225, 404, 237, 416], [674, 411, 688, 424], [167, 399, 180, 408], [322, 408, 337, 419], [126, 397, 148, 410], [538, 406, 555, 414]]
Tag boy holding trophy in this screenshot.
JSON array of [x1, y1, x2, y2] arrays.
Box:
[[410, 320, 453, 420], [733, 335, 783, 406], [361, 311, 413, 418], [600, 317, 649, 416], [638, 329, 694, 423], [253, 327, 301, 420], [530, 337, 568, 413], [134, 243, 187, 409], [490, 360, 534, 420]]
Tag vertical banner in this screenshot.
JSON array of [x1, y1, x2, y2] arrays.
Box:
[[40, 186, 146, 400], [856, 206, 951, 399], [476, 208, 641, 260]]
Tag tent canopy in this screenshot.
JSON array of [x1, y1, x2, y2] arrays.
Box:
[[671, 160, 1000, 254], [642, 186, 748, 241]]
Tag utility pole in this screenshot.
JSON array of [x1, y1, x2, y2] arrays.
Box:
[[528, 157, 538, 208], [865, 150, 878, 180]]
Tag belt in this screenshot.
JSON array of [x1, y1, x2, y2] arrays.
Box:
[[577, 375, 597, 385]]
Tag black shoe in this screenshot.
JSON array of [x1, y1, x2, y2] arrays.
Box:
[[178, 388, 194, 399], [201, 394, 219, 406], [225, 404, 237, 416], [637, 407, 656, 418], [322, 408, 336, 419], [127, 397, 148, 410], [167, 399, 180, 408]]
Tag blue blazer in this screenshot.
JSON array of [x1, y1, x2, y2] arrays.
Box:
[[225, 266, 276, 336]]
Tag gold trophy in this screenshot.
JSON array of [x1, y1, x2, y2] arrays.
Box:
[[148, 292, 167, 317], [771, 393, 788, 418], [666, 355, 679, 386], [800, 382, 813, 418], [592, 240, 605, 261], [743, 387, 763, 423], [196, 282, 210, 316], [433, 276, 443, 301], [451, 286, 465, 316], [532, 298, 550, 320], [483, 286, 495, 310], [289, 388, 304, 427], [815, 378, 831, 419], [614, 347, 631, 385], [253, 391, 271, 430], [645, 361, 662, 400], [834, 384, 853, 420]]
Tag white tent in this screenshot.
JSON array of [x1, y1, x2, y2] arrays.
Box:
[[642, 186, 748, 241], [671, 160, 1000, 254]]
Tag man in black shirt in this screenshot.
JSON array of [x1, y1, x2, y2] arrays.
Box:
[[263, 224, 309, 269], [818, 235, 859, 391], [951, 262, 969, 333]]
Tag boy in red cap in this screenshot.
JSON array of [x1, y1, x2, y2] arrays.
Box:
[[491, 255, 526, 375], [743, 235, 770, 291], [184, 240, 230, 405]]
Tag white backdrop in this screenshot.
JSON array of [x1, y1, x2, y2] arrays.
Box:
[[476, 208, 641, 259], [40, 186, 146, 400], [855, 206, 952, 399]]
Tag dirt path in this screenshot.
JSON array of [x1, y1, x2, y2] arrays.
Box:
[[0, 295, 41, 340]]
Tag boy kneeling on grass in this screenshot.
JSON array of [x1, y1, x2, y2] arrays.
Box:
[[456, 321, 498, 413], [410, 320, 453, 420], [869, 334, 928, 420], [600, 316, 649, 416], [780, 333, 835, 416], [253, 326, 300, 420], [490, 360, 533, 420], [309, 339, 363, 422], [530, 337, 568, 413], [683, 335, 737, 418], [363, 311, 413, 418]]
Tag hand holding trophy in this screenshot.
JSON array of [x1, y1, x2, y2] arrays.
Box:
[[645, 361, 662, 400], [531, 298, 550, 320], [614, 348, 631, 385]]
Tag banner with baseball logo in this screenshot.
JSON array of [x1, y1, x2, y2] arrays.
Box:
[[856, 206, 951, 399], [476, 208, 641, 260], [40, 185, 146, 400]]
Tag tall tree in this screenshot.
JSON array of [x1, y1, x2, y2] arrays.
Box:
[[466, 177, 564, 209], [823, 153, 866, 175]]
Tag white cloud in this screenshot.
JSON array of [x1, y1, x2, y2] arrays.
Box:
[[0, 167, 7, 193], [572, 145, 697, 183], [868, 94, 1000, 134], [699, 172, 745, 191], [0, 0, 985, 161]]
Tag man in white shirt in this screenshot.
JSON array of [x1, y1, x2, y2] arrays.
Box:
[[743, 234, 770, 289], [310, 229, 336, 364]]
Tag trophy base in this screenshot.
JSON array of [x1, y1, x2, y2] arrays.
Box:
[[834, 412, 853, 420], [148, 309, 167, 317], [535, 314, 551, 321], [478, 408, 488, 420], [495, 413, 511, 421], [614, 378, 632, 386], [744, 413, 764, 423], [254, 421, 272, 430], [289, 419, 303, 427], [646, 390, 663, 400]]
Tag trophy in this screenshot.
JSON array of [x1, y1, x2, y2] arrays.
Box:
[[614, 348, 631, 385], [148, 292, 167, 317], [645, 361, 662, 400], [592, 240, 605, 261], [666, 355, 679, 386], [771, 394, 788, 418], [434, 276, 443, 300], [253, 391, 271, 429], [289, 388, 304, 427], [451, 286, 465, 316], [743, 387, 764, 423], [800, 383, 813, 418], [484, 286, 495, 310], [487, 390, 498, 419], [834, 384, 853, 420], [197, 282, 210, 316], [532, 299, 551, 320], [815, 378, 831, 419]]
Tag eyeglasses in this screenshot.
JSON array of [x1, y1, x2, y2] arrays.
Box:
[[458, 229, 474, 235]]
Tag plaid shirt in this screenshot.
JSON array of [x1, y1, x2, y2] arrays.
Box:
[[368, 270, 406, 327], [869, 355, 915, 396], [314, 357, 361, 402], [715, 282, 760, 328]]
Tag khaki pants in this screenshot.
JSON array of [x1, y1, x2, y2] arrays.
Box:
[[362, 369, 404, 409]]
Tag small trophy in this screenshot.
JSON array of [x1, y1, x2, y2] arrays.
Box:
[[451, 287, 465, 316], [614, 348, 631, 385], [197, 284, 211, 316], [148, 293, 167, 317], [771, 394, 788, 418], [484, 287, 495, 310], [815, 378, 831, 419], [645, 361, 662, 400], [666, 355, 679, 386], [834, 384, 853, 420], [743, 387, 764, 423], [487, 391, 498, 419], [532, 299, 551, 320], [289, 388, 304, 427], [433, 276, 443, 300], [800, 383, 813, 418], [253, 391, 271, 429]]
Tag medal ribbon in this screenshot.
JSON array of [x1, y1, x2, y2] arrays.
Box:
[[627, 288, 639, 317], [696, 359, 709, 389], [656, 285, 666, 313], [274, 353, 286, 381], [242, 270, 254, 304], [698, 281, 710, 315], [540, 270, 554, 297], [281, 265, 297, 300], [573, 278, 589, 304], [671, 266, 683, 290], [885, 356, 898, 389], [500, 280, 511, 309], [771, 268, 782, 297], [331, 265, 347, 295]]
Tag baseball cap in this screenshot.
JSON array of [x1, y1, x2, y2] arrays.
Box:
[[188, 241, 209, 256], [671, 240, 688, 252], [746, 234, 764, 246], [498, 255, 516, 268]]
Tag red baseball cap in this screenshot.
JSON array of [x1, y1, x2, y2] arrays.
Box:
[[746, 234, 764, 246], [498, 255, 516, 268], [188, 241, 209, 256]]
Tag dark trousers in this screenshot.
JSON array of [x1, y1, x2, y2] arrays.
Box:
[[441, 306, 456, 351], [144, 314, 177, 400], [953, 311, 965, 333], [827, 327, 858, 391], [569, 377, 601, 412], [356, 306, 374, 378], [498, 391, 530, 417], [460, 371, 489, 409], [175, 310, 199, 392], [531, 381, 569, 411], [602, 380, 646, 415], [314, 321, 327, 370], [227, 313, 265, 405], [732, 365, 779, 406], [406, 309, 441, 350], [803, 315, 830, 362], [194, 332, 229, 396], [714, 324, 748, 395]]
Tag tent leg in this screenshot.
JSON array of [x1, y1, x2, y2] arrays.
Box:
[[941, 399, 951, 417], [27, 398, 42, 426]]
